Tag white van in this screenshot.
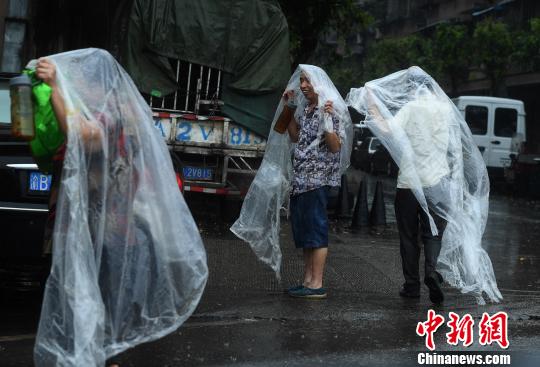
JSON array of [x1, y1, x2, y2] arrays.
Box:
[[452, 96, 526, 171]]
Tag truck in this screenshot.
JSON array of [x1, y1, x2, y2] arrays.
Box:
[[122, 0, 290, 197]]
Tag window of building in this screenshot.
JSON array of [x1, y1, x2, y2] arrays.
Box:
[[1, 0, 29, 73], [465, 105, 488, 135], [494, 108, 517, 138]]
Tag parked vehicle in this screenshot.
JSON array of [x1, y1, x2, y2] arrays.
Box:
[[506, 150, 540, 198], [0, 74, 50, 297], [453, 96, 526, 177], [370, 143, 398, 177], [351, 124, 374, 169], [353, 123, 374, 142], [352, 136, 377, 171]]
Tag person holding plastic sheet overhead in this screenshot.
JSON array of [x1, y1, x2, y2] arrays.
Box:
[[282, 72, 343, 298], [29, 49, 208, 367], [346, 66, 502, 305], [362, 70, 450, 304], [231, 65, 353, 299]]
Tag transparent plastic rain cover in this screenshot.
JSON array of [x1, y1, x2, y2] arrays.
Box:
[[346, 66, 501, 304], [231, 65, 353, 276], [30, 49, 208, 366]]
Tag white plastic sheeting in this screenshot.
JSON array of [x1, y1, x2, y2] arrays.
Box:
[[230, 65, 353, 276], [31, 49, 208, 366], [346, 66, 501, 304]]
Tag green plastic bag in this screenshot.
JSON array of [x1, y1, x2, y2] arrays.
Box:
[[23, 69, 65, 174]]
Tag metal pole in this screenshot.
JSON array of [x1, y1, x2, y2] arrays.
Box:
[[185, 63, 192, 111], [216, 70, 222, 99], [173, 59, 180, 110], [206, 68, 211, 99], [195, 78, 202, 114]]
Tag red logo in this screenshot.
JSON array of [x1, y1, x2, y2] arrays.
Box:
[[416, 309, 445, 351], [446, 312, 474, 347], [479, 312, 509, 349], [417, 311, 509, 350]]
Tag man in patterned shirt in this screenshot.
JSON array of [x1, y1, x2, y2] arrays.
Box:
[[280, 71, 343, 299]]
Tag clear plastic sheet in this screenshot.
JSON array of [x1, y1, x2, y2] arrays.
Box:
[[30, 49, 208, 366], [346, 66, 501, 304], [230, 65, 353, 276]]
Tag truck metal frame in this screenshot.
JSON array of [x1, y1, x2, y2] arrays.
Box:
[[147, 59, 266, 196]]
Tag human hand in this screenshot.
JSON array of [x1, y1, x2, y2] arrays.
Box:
[[35, 58, 57, 87], [365, 88, 376, 105], [324, 100, 334, 115], [322, 101, 335, 133], [282, 89, 295, 102], [282, 90, 297, 109], [365, 89, 379, 116]]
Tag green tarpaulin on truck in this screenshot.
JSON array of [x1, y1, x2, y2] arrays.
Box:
[[123, 0, 290, 138]]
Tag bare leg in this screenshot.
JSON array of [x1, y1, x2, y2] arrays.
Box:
[[308, 247, 328, 289], [303, 248, 313, 286]]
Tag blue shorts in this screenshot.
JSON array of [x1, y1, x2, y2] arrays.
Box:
[[290, 186, 329, 249]]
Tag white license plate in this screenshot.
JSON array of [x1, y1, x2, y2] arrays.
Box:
[[153, 115, 266, 148], [183, 166, 213, 181], [29, 172, 52, 192]]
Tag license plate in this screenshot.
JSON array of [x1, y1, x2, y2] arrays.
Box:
[[174, 119, 265, 147], [29, 172, 52, 192], [183, 166, 213, 181]]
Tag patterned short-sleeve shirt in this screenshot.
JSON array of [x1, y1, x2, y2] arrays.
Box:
[[291, 105, 341, 197]]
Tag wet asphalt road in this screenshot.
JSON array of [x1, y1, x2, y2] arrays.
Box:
[[1, 169, 539, 366]]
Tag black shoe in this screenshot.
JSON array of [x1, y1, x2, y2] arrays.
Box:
[[399, 286, 420, 298], [425, 272, 444, 304]]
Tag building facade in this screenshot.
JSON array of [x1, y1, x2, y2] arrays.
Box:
[[377, 0, 540, 149]]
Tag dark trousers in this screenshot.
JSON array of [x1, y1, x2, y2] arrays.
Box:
[[395, 188, 446, 291]]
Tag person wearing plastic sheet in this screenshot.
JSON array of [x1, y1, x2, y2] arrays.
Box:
[[35, 57, 125, 367], [365, 71, 449, 304], [31, 50, 208, 367], [35, 58, 103, 255], [230, 65, 353, 290], [279, 71, 343, 299]]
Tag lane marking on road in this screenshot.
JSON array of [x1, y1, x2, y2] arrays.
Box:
[[0, 334, 35, 342]]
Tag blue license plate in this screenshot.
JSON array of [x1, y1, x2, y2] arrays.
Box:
[[29, 172, 52, 192], [183, 166, 213, 181]]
